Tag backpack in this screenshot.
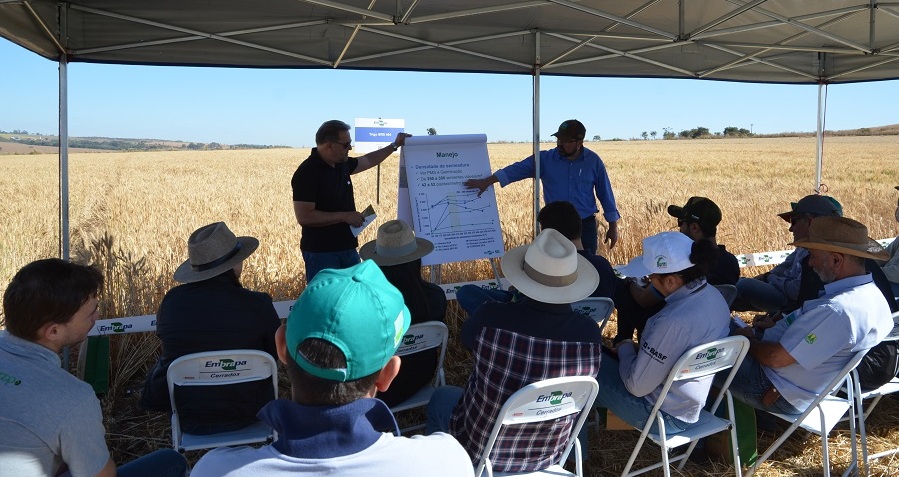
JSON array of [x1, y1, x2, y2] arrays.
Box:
[[856, 340, 899, 391]]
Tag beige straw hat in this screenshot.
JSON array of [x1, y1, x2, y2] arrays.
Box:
[[359, 220, 434, 266], [173, 222, 258, 283], [790, 216, 887, 261]]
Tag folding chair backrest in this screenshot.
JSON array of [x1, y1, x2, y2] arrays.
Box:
[[571, 297, 615, 333], [393, 321, 448, 386], [885, 310, 899, 341], [713, 284, 739, 307], [167, 349, 277, 393], [166, 349, 278, 451], [476, 376, 599, 476], [659, 336, 750, 415]]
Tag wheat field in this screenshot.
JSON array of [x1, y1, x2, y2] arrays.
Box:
[[1, 136, 898, 475]]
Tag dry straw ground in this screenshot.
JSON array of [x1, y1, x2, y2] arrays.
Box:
[[1, 136, 898, 475]]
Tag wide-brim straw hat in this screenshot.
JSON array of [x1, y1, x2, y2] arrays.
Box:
[[501, 228, 598, 304], [173, 222, 259, 283], [359, 220, 434, 266], [790, 216, 887, 261]]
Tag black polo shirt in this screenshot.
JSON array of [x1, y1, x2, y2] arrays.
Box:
[[291, 148, 359, 252]]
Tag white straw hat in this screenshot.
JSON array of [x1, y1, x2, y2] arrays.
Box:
[[500, 228, 598, 304], [359, 220, 434, 266]]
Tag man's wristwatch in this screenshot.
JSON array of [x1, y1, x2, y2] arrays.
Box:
[[389, 141, 399, 151]]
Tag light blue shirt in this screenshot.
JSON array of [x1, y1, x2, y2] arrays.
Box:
[[764, 273, 892, 410], [0, 331, 110, 477], [494, 146, 620, 223], [617, 279, 730, 423], [766, 248, 807, 301]]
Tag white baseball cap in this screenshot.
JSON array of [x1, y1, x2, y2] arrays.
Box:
[[617, 232, 694, 278]]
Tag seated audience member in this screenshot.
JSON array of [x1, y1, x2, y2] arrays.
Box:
[[727, 216, 892, 414], [455, 200, 616, 316], [733, 194, 841, 313], [0, 259, 187, 477], [141, 222, 281, 434], [613, 196, 737, 343], [427, 228, 602, 472], [191, 261, 474, 477], [877, 185, 899, 296], [359, 219, 445, 407], [598, 232, 730, 434]]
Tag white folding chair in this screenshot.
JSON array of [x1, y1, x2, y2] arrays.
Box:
[[167, 349, 278, 452], [848, 310, 899, 471], [389, 321, 448, 433], [713, 284, 739, 307], [474, 376, 599, 477], [620, 335, 750, 477], [746, 350, 868, 477], [571, 297, 615, 334]]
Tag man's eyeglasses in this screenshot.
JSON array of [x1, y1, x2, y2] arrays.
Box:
[[790, 214, 811, 225], [330, 140, 352, 150]]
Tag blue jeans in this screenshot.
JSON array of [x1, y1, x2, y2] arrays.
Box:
[[117, 449, 187, 477], [455, 285, 515, 316], [581, 215, 598, 256], [302, 249, 361, 284], [715, 354, 801, 415], [594, 355, 696, 435], [426, 385, 464, 434], [735, 278, 788, 314]]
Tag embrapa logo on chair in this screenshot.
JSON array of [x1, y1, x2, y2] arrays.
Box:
[[97, 322, 133, 333], [695, 347, 723, 361], [204, 359, 247, 371], [537, 391, 572, 405]]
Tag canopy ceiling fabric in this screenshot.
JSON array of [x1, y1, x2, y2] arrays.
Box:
[[2, 0, 899, 84]]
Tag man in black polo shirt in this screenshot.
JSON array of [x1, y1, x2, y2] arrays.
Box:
[[292, 120, 410, 283]]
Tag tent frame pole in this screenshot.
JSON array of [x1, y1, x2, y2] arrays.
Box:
[[815, 82, 825, 193], [532, 31, 541, 239]]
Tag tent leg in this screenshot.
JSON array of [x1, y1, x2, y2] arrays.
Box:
[[814, 82, 826, 193], [531, 32, 541, 240]]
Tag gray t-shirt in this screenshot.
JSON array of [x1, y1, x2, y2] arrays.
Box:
[[0, 331, 110, 477]]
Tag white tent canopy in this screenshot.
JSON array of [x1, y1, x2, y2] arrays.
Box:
[[3, 0, 899, 257]]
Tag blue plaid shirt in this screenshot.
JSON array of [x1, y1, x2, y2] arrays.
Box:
[[450, 327, 601, 472]]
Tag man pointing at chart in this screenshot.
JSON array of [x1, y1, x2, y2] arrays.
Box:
[[292, 119, 411, 283], [464, 119, 620, 252]]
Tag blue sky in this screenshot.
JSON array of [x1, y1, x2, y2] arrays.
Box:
[[2, 37, 897, 148]]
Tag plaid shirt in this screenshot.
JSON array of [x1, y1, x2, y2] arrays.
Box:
[[450, 327, 601, 472]]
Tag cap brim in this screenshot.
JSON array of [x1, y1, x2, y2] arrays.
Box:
[[173, 236, 259, 283], [616, 256, 652, 279], [667, 205, 686, 219], [500, 245, 599, 304], [358, 238, 434, 266]]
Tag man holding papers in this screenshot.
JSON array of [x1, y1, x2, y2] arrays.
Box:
[[292, 119, 410, 283]]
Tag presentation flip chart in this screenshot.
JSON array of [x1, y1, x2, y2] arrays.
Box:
[[354, 117, 405, 154], [398, 134, 504, 266]]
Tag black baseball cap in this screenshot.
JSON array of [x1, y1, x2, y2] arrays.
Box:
[[667, 197, 722, 228], [551, 120, 586, 141]]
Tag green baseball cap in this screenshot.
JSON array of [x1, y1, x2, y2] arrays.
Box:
[[287, 260, 411, 382]]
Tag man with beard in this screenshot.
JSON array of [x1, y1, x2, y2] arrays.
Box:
[[464, 119, 620, 253], [724, 216, 893, 414]]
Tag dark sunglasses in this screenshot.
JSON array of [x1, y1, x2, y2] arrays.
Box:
[[330, 140, 352, 150]]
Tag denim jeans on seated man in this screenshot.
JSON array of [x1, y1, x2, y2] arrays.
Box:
[[454, 284, 523, 316], [712, 354, 802, 415], [301, 249, 361, 284], [59, 449, 188, 477], [594, 355, 699, 435], [426, 386, 465, 434], [734, 277, 789, 314]]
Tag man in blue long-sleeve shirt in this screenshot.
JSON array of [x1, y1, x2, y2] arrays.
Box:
[[464, 119, 620, 253]]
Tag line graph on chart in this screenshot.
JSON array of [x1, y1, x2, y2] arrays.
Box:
[[415, 188, 498, 236]]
